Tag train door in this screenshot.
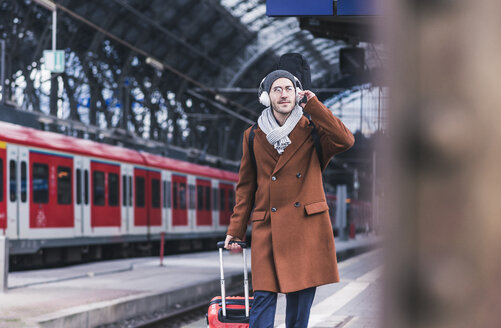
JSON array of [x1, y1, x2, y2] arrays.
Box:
[[17, 147, 29, 238], [211, 179, 219, 231], [132, 167, 148, 234], [26, 150, 73, 239], [147, 169, 162, 233], [218, 182, 235, 228], [0, 142, 5, 234], [171, 174, 189, 232], [121, 164, 134, 233], [161, 170, 171, 231], [82, 157, 90, 235], [195, 178, 212, 231], [5, 144, 17, 238], [74, 156, 84, 237], [88, 160, 121, 236]]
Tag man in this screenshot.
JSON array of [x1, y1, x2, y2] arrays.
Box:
[[225, 70, 354, 327]]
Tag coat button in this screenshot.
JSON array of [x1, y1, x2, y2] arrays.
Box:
[[271, 207, 277, 212], [271, 176, 277, 181], [294, 202, 300, 207], [296, 173, 302, 178]]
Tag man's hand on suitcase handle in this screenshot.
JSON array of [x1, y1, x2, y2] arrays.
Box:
[[224, 235, 243, 250]]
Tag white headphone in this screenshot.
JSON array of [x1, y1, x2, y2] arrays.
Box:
[[258, 74, 303, 107]]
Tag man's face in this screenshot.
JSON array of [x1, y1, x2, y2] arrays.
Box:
[[269, 78, 296, 115]]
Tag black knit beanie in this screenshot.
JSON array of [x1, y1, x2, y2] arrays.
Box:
[[262, 70, 298, 93]]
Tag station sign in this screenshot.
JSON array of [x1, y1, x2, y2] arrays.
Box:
[[43, 50, 65, 73], [266, 0, 382, 16], [337, 0, 382, 15], [267, 0, 332, 16]]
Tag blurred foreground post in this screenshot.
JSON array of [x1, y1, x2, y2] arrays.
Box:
[[0, 236, 8, 292], [384, 0, 501, 327]]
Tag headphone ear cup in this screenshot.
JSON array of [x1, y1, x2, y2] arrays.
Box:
[[296, 91, 302, 104], [259, 91, 271, 107]]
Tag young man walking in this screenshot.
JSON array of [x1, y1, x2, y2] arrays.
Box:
[[225, 70, 354, 327]]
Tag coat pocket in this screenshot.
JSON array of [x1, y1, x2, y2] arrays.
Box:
[[250, 210, 266, 222], [304, 201, 329, 216]]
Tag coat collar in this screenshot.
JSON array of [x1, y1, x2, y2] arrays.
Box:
[[253, 116, 311, 174]]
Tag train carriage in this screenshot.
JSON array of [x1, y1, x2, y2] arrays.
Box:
[[0, 121, 240, 267]]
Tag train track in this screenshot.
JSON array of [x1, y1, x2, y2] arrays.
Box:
[[101, 288, 244, 328], [134, 302, 208, 328]]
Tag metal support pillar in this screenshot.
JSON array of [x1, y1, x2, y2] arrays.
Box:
[[372, 150, 377, 234], [335, 185, 348, 241], [1, 39, 5, 104], [0, 236, 8, 292]]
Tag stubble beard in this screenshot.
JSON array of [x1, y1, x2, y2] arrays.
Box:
[[271, 100, 295, 115]]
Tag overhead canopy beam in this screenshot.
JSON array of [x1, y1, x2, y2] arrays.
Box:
[[186, 89, 255, 125], [193, 87, 345, 93]]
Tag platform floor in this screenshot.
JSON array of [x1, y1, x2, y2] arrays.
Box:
[[0, 234, 380, 328], [182, 248, 383, 328]]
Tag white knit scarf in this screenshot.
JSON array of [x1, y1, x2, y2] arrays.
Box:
[[257, 104, 303, 154]]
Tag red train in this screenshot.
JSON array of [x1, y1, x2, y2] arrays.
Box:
[[0, 121, 368, 269]]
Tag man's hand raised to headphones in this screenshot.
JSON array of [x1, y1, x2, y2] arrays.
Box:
[[297, 90, 316, 108]]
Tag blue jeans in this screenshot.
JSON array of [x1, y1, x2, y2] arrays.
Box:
[[249, 287, 316, 328]]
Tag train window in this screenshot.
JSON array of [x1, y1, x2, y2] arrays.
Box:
[[205, 186, 211, 211], [166, 181, 171, 208], [197, 185, 204, 210], [135, 176, 145, 207], [162, 181, 169, 209], [0, 159, 3, 202], [212, 188, 218, 211], [21, 161, 27, 203], [93, 171, 105, 206], [76, 169, 82, 205], [220, 189, 225, 211], [32, 163, 48, 204], [108, 173, 119, 206], [173, 182, 178, 209], [122, 175, 127, 206], [162, 181, 166, 209], [228, 189, 235, 210], [219, 189, 226, 211], [84, 170, 89, 205], [58, 166, 72, 205], [189, 184, 195, 210], [179, 183, 186, 210], [151, 178, 160, 208], [128, 176, 132, 206], [9, 160, 16, 202]]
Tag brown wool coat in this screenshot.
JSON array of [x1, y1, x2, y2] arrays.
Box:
[[227, 97, 355, 293]]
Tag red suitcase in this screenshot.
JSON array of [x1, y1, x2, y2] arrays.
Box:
[[207, 241, 253, 327]]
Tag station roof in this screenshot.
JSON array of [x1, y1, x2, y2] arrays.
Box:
[[45, 0, 380, 110]]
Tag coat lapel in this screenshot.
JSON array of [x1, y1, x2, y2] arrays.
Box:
[[255, 128, 280, 162], [272, 117, 311, 175]]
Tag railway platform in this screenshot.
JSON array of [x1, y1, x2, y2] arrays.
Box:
[[0, 234, 380, 328], [181, 248, 382, 328]]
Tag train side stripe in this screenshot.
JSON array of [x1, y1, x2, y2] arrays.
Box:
[[30, 150, 73, 159]]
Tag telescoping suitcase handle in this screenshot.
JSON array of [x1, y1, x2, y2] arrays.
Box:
[[216, 241, 247, 249], [216, 241, 250, 318]]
